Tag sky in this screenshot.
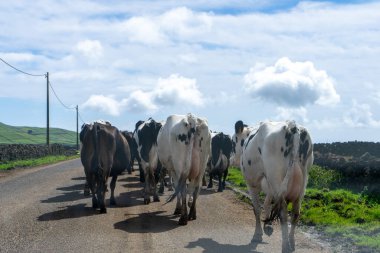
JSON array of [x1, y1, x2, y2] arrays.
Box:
[[0, 0, 379, 143]]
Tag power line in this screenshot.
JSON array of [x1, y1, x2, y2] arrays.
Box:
[[49, 81, 76, 110], [78, 111, 86, 124], [0, 57, 46, 77]]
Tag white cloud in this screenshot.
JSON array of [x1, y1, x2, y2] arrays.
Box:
[[121, 17, 165, 45], [82, 95, 121, 116], [154, 74, 204, 106], [343, 100, 380, 128], [275, 106, 309, 123], [122, 90, 158, 112], [76, 40, 103, 59], [244, 57, 340, 107], [82, 74, 204, 115], [160, 7, 212, 38]]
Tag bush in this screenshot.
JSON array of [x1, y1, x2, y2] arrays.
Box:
[[308, 165, 341, 189]]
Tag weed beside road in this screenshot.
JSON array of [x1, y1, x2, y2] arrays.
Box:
[[0, 155, 79, 170]]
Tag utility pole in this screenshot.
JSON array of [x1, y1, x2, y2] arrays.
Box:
[[76, 105, 79, 150], [46, 72, 50, 149]]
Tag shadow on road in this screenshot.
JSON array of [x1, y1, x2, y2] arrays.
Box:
[[37, 203, 98, 221], [185, 238, 264, 253], [40, 183, 87, 203], [114, 211, 178, 233]]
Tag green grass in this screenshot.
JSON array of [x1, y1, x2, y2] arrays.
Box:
[[0, 155, 79, 170], [226, 165, 380, 251], [0, 122, 77, 145]]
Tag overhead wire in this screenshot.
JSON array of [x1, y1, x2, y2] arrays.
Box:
[[0, 57, 46, 77], [48, 81, 76, 110], [1, 56, 87, 127]]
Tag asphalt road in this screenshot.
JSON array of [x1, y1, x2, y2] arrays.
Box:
[[0, 159, 332, 253]]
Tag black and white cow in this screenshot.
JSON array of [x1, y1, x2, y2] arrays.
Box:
[[121, 131, 139, 175], [133, 118, 163, 204], [80, 121, 131, 213], [207, 132, 233, 192], [241, 121, 313, 253], [157, 113, 211, 225], [230, 120, 257, 168]]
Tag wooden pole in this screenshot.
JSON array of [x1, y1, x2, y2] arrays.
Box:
[[46, 72, 50, 148]]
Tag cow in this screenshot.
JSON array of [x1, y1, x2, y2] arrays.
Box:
[[133, 118, 163, 204], [121, 131, 139, 174], [157, 113, 211, 225], [230, 120, 257, 168], [206, 132, 233, 192], [241, 120, 313, 253], [80, 121, 131, 213]]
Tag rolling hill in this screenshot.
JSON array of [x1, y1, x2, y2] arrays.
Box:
[[0, 122, 77, 145]]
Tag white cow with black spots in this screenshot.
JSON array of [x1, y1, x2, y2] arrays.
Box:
[[230, 120, 257, 168], [157, 113, 211, 225], [241, 120, 313, 253]]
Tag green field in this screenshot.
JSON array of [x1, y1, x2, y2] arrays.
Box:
[[227, 166, 380, 252], [0, 122, 77, 145]]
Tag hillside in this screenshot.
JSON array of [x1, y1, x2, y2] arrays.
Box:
[[0, 122, 77, 145]]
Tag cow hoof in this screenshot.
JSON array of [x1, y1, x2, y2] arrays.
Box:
[[99, 207, 107, 214], [144, 198, 150, 205], [174, 208, 181, 215], [264, 224, 273, 236], [217, 188, 223, 192], [178, 217, 188, 226], [153, 196, 160, 202], [110, 198, 116, 206], [207, 184, 212, 189], [158, 187, 164, 194]]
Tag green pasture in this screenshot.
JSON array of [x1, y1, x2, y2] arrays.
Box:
[[0, 122, 77, 145]]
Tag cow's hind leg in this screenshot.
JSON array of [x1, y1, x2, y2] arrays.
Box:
[[217, 171, 223, 192], [109, 175, 117, 206], [279, 198, 291, 253], [174, 195, 182, 215], [222, 167, 228, 190], [249, 186, 263, 242], [97, 182, 107, 213], [207, 172, 213, 189], [289, 199, 301, 252], [178, 191, 188, 225], [188, 186, 200, 220]]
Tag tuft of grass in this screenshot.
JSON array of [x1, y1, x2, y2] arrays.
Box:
[[227, 166, 247, 189], [0, 155, 79, 170]]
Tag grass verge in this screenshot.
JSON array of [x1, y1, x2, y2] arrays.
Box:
[[0, 155, 79, 170], [226, 165, 380, 252]]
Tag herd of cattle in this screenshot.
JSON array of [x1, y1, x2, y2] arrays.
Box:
[[79, 113, 314, 253]]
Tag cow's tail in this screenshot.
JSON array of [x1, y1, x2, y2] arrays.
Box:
[[165, 173, 187, 204], [92, 123, 102, 178], [280, 121, 300, 198]]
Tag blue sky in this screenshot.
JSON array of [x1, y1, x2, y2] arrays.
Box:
[[1, 0, 380, 143]]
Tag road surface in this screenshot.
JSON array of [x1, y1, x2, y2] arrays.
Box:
[[0, 159, 331, 252]]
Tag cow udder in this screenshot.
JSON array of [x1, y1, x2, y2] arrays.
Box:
[[188, 150, 201, 180]]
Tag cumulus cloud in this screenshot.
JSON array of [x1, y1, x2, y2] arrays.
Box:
[[82, 95, 121, 116], [275, 106, 309, 123], [244, 57, 340, 107], [76, 40, 103, 58], [82, 74, 204, 115], [154, 74, 203, 106], [122, 17, 165, 45], [343, 100, 380, 127]]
